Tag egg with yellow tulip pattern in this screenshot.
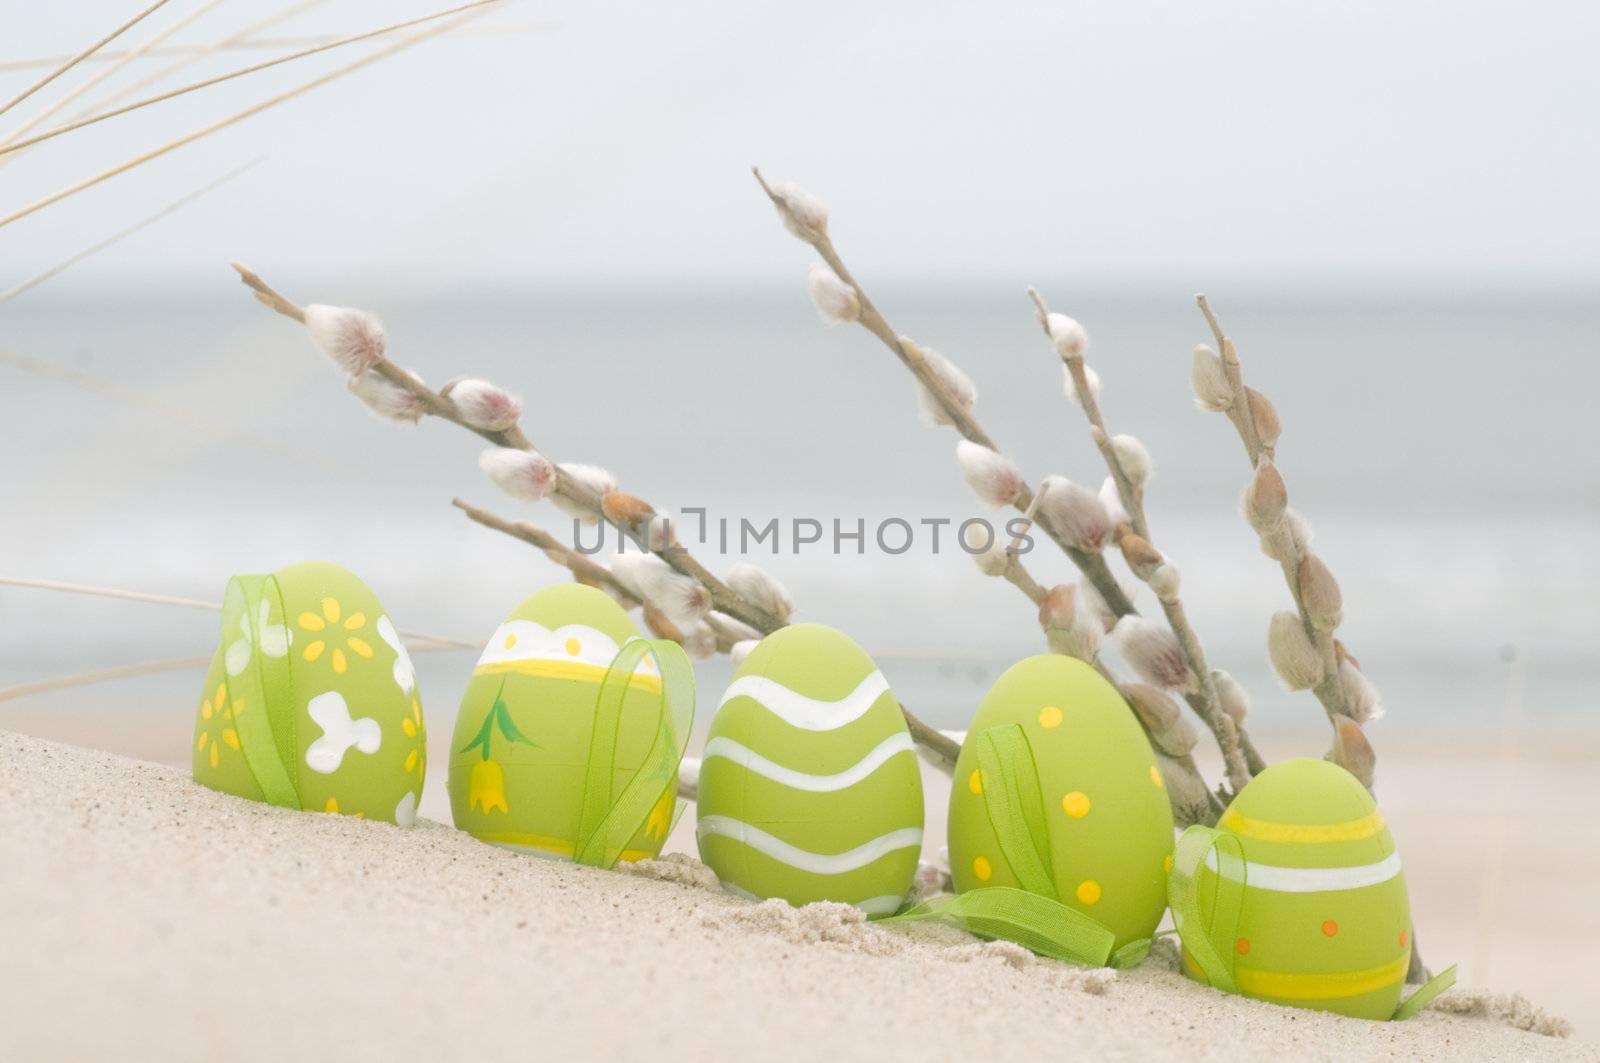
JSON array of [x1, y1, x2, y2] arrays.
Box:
[[448, 583, 677, 860], [191, 561, 426, 825], [1176, 759, 1413, 1020], [947, 654, 1173, 950]]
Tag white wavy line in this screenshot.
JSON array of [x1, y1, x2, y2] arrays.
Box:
[[717, 670, 891, 731], [701, 732, 914, 793], [698, 815, 922, 875], [720, 880, 906, 917], [1204, 850, 1403, 893], [854, 894, 906, 916]]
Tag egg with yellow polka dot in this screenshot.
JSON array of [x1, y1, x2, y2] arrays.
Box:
[[947, 654, 1174, 950], [447, 584, 677, 861], [1175, 759, 1413, 1020]]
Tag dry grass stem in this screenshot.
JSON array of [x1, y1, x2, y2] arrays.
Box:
[[0, 0, 231, 158], [0, 0, 505, 158], [0, 11, 482, 231], [0, 25, 556, 73], [0, 160, 262, 304], [1029, 288, 1259, 792], [0, 0, 173, 119], [752, 167, 1136, 619], [0, 575, 474, 650]]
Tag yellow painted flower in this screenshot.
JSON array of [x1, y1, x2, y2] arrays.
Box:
[[195, 680, 243, 769], [469, 758, 508, 814], [645, 786, 674, 840], [297, 595, 375, 676], [401, 696, 427, 780]]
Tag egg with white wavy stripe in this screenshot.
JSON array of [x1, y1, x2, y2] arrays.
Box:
[[696, 624, 924, 915], [448, 583, 676, 861], [1183, 759, 1412, 1020]]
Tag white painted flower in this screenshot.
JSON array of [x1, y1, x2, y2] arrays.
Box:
[[376, 615, 415, 694], [224, 599, 291, 677], [394, 790, 419, 828], [304, 691, 381, 774]]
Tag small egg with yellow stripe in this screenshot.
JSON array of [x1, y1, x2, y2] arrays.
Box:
[[1179, 758, 1412, 1020]]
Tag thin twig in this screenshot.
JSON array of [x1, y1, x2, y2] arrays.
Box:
[[0, 0, 173, 119], [0, 160, 262, 303], [1029, 288, 1258, 791], [0, 10, 487, 231], [451, 498, 640, 607], [0, 0, 505, 158], [1194, 295, 1356, 728], [752, 166, 1137, 619], [231, 263, 786, 639]]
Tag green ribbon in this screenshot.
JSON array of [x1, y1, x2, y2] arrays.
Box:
[[1393, 964, 1457, 1021], [223, 574, 300, 810], [883, 724, 1148, 968], [1168, 824, 1246, 994], [572, 637, 695, 869], [1171, 823, 1457, 1020]]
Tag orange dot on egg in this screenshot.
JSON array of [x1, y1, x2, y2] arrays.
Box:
[[1322, 920, 1339, 937], [972, 856, 992, 882], [1235, 937, 1250, 956], [1400, 930, 1409, 948]]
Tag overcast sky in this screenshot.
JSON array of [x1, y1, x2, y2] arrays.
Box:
[[3, 1, 1597, 289]]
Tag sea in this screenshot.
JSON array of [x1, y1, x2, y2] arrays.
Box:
[[2, 282, 1596, 747]]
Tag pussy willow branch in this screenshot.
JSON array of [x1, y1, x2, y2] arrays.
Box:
[[451, 498, 640, 608], [981, 468, 1224, 823], [1195, 296, 1354, 731], [1029, 289, 1261, 792], [753, 168, 1136, 620], [235, 265, 962, 769], [232, 263, 781, 639]]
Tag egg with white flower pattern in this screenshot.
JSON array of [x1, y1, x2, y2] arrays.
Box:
[[192, 561, 426, 825], [696, 624, 925, 915], [448, 583, 677, 860], [947, 654, 1173, 949]]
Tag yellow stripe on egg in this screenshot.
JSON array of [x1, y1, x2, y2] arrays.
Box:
[[1220, 807, 1386, 845], [474, 656, 663, 693], [1235, 952, 1409, 1001]]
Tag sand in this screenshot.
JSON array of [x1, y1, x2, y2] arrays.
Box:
[[0, 731, 1584, 1063]]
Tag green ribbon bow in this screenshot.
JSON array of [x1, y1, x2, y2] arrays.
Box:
[[882, 723, 1149, 969], [571, 636, 696, 869], [1168, 823, 1458, 1020]]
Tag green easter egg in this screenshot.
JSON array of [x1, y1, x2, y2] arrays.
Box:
[[448, 583, 677, 861], [696, 624, 924, 915], [948, 654, 1173, 949], [191, 561, 426, 825], [1183, 759, 1411, 1020]]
